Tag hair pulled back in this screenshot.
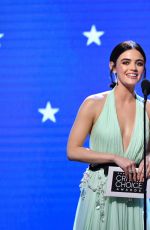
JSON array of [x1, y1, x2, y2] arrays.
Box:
[[109, 40, 146, 88]]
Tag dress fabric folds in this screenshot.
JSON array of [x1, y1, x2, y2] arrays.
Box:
[[73, 89, 150, 230]]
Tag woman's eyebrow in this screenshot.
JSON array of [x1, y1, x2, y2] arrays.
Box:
[[120, 58, 130, 61], [120, 58, 144, 62]]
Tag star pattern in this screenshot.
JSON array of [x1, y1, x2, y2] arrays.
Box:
[[83, 25, 104, 46], [38, 102, 59, 123], [0, 1, 150, 229]]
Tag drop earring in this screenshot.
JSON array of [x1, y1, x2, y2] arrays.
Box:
[[110, 70, 118, 88], [114, 72, 118, 85]]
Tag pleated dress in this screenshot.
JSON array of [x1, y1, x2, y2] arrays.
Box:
[[73, 89, 150, 230]]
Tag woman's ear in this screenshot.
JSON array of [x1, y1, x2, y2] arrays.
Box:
[[109, 61, 116, 73]]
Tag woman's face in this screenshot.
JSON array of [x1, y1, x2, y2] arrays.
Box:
[[111, 49, 145, 88]]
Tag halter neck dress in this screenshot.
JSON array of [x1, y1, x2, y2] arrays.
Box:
[[73, 89, 150, 230]]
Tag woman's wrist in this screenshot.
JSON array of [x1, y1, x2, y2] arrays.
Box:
[[111, 154, 117, 163]]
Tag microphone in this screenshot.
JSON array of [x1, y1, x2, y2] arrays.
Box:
[[141, 79, 150, 97]]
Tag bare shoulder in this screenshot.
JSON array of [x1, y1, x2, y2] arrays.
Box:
[[146, 99, 150, 119], [69, 90, 111, 138], [81, 90, 110, 122], [83, 90, 110, 107]]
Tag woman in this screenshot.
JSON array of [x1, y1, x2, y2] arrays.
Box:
[[67, 40, 150, 230]]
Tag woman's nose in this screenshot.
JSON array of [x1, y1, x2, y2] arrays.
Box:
[[130, 62, 138, 70]]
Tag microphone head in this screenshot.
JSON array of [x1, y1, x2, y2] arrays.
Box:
[[141, 79, 150, 96]]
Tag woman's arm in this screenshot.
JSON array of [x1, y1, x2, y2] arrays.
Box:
[[67, 96, 137, 179], [137, 100, 150, 181], [67, 97, 116, 164]]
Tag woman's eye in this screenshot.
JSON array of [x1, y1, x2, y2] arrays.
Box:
[[137, 62, 144, 66], [122, 61, 129, 65]]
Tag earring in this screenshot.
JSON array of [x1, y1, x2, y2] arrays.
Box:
[[113, 72, 118, 85]]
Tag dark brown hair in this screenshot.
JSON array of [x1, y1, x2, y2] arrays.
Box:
[[109, 40, 146, 88]]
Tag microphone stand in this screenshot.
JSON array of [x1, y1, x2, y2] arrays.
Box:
[[143, 94, 147, 230], [141, 79, 150, 230]]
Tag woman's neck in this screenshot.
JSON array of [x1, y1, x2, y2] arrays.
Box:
[[114, 84, 136, 102]]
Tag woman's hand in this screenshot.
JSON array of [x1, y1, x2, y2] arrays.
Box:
[[113, 155, 137, 181], [137, 155, 150, 182]]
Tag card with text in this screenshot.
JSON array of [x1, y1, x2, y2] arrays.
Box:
[[105, 167, 150, 198]]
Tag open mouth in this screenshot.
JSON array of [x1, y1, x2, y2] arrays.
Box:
[[126, 73, 138, 79]]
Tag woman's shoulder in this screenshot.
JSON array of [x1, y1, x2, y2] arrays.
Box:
[[79, 90, 111, 117], [136, 94, 150, 119], [146, 99, 150, 119], [84, 90, 111, 105]]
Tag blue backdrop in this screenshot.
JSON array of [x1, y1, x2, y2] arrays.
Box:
[[0, 0, 150, 229]]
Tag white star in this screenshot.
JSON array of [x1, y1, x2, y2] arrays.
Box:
[[0, 33, 4, 47], [38, 102, 59, 123], [0, 33, 4, 39], [83, 25, 104, 46]]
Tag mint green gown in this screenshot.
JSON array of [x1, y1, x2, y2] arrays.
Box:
[[73, 89, 150, 230]]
